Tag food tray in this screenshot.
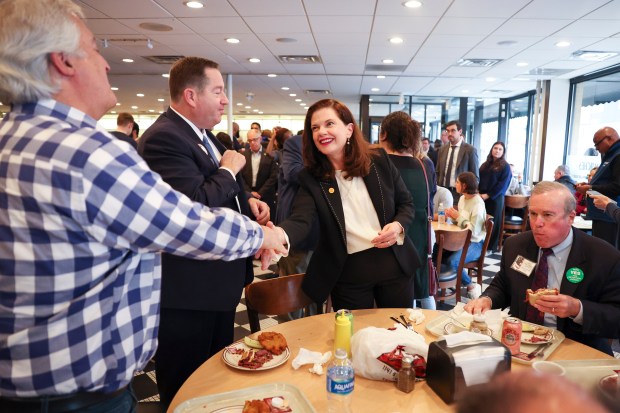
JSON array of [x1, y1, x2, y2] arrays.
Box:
[[174, 382, 317, 413], [425, 312, 565, 365], [555, 359, 620, 392]]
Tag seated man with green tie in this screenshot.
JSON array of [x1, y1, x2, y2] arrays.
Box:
[[465, 181, 620, 355]]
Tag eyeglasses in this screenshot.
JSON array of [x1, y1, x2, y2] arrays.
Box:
[[594, 136, 609, 147]]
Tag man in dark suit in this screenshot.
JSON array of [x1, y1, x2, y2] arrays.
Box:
[[422, 137, 437, 166], [436, 120, 479, 204], [465, 181, 620, 355], [109, 112, 138, 149], [242, 128, 278, 220], [138, 57, 270, 407]]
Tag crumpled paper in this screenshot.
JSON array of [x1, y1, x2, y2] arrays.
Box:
[[441, 330, 493, 347], [292, 348, 332, 375], [406, 308, 426, 325]]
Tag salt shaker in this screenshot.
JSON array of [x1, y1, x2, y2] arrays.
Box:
[[396, 356, 415, 393]]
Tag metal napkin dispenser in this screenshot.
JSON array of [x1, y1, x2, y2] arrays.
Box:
[[426, 338, 511, 404]]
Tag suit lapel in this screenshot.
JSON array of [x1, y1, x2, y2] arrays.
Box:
[[362, 161, 386, 227], [319, 179, 347, 245], [560, 231, 587, 298]]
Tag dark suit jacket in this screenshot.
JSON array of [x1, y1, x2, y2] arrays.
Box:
[[138, 107, 253, 312], [242, 149, 278, 209], [279, 149, 422, 303], [483, 229, 620, 354], [110, 130, 138, 149], [436, 141, 479, 186]]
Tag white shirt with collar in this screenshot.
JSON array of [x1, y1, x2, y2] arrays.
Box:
[[250, 147, 262, 188], [444, 140, 462, 187]]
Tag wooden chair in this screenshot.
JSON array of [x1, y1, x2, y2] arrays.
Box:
[[435, 228, 472, 304], [245, 273, 321, 333], [498, 195, 530, 252], [463, 215, 494, 286]]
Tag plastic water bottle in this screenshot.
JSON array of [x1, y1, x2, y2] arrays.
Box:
[[438, 202, 446, 226], [326, 348, 354, 413]]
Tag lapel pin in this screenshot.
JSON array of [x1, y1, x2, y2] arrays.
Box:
[[329, 187, 335, 194]]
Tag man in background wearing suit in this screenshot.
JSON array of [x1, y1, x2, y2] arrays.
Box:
[[436, 120, 479, 204], [242, 128, 278, 221], [139, 57, 270, 407], [109, 112, 138, 149], [465, 182, 620, 355]]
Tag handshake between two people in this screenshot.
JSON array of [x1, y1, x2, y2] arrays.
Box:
[[256, 223, 289, 270]]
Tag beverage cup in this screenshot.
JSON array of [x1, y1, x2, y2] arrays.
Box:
[[532, 361, 566, 376]]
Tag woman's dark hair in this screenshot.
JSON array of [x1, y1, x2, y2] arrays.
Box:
[[303, 99, 371, 179], [480, 141, 508, 172], [215, 132, 233, 150], [274, 127, 291, 149], [380, 111, 421, 155], [457, 172, 479, 194]]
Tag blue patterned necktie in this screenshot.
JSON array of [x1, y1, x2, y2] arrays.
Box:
[[202, 131, 219, 167], [525, 248, 554, 324]]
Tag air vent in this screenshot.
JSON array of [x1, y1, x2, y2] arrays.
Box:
[[572, 50, 618, 61], [526, 68, 572, 76], [278, 55, 322, 64], [365, 64, 407, 72], [456, 58, 503, 67], [144, 55, 185, 64], [305, 90, 331, 95]]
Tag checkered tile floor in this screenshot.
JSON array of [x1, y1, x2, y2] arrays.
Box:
[[132, 252, 620, 410]]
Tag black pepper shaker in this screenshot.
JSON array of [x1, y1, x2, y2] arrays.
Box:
[[396, 356, 415, 393]]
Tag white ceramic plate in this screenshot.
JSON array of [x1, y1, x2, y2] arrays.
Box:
[[521, 331, 554, 344], [222, 341, 290, 371]]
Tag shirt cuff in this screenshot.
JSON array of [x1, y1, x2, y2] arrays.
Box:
[[571, 300, 584, 325], [394, 221, 405, 245], [269, 226, 290, 263], [220, 166, 236, 180]]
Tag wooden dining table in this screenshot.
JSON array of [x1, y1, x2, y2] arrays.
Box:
[[168, 309, 612, 413]]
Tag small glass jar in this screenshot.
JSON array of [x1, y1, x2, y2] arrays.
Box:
[[470, 313, 489, 335], [396, 356, 415, 393]]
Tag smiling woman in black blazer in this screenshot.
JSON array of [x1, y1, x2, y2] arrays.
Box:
[[277, 99, 422, 310]]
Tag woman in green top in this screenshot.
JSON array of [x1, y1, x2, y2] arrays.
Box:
[[379, 111, 437, 309]]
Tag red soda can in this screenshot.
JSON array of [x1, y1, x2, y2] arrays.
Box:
[[501, 317, 522, 355]]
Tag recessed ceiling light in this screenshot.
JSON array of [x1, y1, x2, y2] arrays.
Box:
[[136, 93, 144, 97], [295, 99, 302, 102], [111, 87, 119, 91], [377, 75, 386, 79], [148, 109, 155, 112], [281, 87, 290, 90], [267, 74, 277, 78], [122, 58, 134, 63], [371, 88, 380, 92], [131, 106, 138, 109], [157, 98, 164, 102], [162, 73, 170, 78], [116, 103, 120, 106], [516, 62, 529, 67], [253, 109, 259, 112], [382, 59, 394, 64], [486, 77, 496, 82], [237, 103, 243, 106], [300, 103, 305, 106], [555, 41, 571, 48], [226, 38, 240, 44], [248, 57, 261, 63], [184, 1, 204, 8], [402, 1, 422, 8], [304, 107, 309, 110], [245, 106, 251, 109], [389, 37, 404, 44], [258, 111, 264, 114], [289, 93, 296, 97], [111, 111, 116, 114]]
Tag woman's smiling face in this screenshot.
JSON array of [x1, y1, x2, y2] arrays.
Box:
[[310, 107, 353, 169]]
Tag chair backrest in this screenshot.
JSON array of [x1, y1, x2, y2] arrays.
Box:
[[245, 273, 315, 332], [480, 215, 495, 256], [435, 228, 472, 273], [504, 195, 529, 209]]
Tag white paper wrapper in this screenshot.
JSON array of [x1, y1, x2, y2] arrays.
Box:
[[291, 348, 331, 375], [449, 302, 510, 335]]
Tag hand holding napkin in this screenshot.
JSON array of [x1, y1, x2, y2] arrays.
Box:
[[292, 348, 332, 375]]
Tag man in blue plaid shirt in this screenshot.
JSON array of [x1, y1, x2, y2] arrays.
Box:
[[0, 1, 285, 412]]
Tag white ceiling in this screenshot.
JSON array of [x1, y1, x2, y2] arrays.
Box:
[[76, 0, 620, 118]]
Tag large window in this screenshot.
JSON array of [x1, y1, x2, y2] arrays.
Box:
[[568, 66, 620, 182], [506, 95, 533, 181]]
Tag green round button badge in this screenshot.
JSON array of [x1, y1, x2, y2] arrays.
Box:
[[566, 267, 584, 283]]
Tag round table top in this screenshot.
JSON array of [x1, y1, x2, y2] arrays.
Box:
[[168, 309, 611, 413], [432, 220, 464, 232]]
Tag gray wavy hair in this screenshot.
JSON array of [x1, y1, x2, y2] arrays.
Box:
[[531, 181, 577, 214], [0, 0, 84, 104]]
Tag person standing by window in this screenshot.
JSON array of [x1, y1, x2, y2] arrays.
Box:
[[479, 142, 511, 252]]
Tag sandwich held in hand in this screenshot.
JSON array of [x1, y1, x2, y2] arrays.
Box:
[[525, 288, 559, 306]]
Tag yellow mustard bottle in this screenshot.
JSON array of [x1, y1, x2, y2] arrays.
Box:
[[334, 314, 352, 358]]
